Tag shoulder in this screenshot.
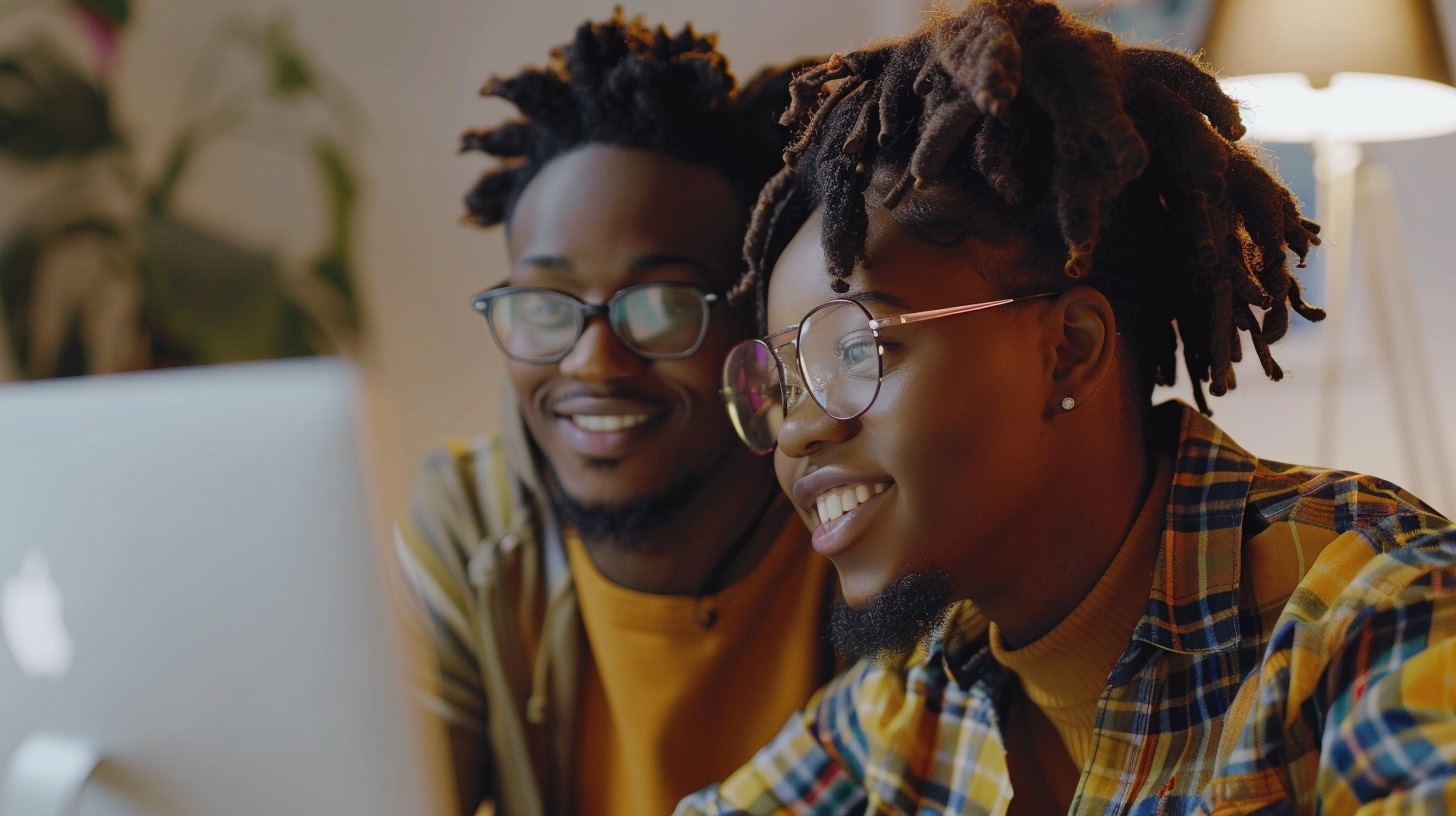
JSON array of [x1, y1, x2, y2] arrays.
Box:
[[1247, 458, 1449, 546], [400, 435, 542, 567], [1213, 468, 1454, 808], [410, 436, 508, 501], [1235, 454, 1454, 639]]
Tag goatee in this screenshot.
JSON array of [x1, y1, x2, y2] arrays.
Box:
[[541, 453, 720, 550], [830, 566, 955, 666]]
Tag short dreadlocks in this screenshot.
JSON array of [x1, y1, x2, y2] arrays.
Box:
[[461, 8, 800, 229], [740, 0, 1325, 413]]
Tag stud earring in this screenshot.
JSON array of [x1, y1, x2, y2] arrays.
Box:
[[1061, 397, 1076, 411]]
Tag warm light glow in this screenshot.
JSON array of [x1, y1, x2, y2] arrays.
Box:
[[1221, 72, 1456, 144]]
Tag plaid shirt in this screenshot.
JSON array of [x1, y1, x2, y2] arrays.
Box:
[[676, 402, 1456, 815]]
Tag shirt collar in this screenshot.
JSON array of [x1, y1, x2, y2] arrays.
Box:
[[923, 601, 990, 688], [1129, 401, 1259, 657]]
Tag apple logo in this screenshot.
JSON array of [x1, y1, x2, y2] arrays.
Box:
[[2, 551, 74, 679]]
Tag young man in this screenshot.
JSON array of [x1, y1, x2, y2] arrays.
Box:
[[394, 13, 834, 816], [687, 0, 1456, 812]]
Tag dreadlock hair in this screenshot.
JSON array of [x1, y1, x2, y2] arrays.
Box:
[[739, 0, 1325, 414], [460, 8, 801, 231]]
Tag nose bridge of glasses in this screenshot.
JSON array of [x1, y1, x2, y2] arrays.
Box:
[[559, 314, 647, 376], [765, 328, 805, 389], [773, 340, 805, 387], [772, 361, 859, 457]]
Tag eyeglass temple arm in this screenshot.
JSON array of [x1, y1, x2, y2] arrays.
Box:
[[868, 298, 1019, 329]]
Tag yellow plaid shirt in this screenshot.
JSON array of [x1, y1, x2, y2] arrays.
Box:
[[676, 401, 1456, 815]]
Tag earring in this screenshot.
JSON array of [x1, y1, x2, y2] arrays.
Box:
[[1060, 397, 1076, 411]]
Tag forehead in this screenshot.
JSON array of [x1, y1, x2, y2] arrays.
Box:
[[506, 144, 744, 292], [766, 209, 836, 329], [767, 205, 1012, 329]]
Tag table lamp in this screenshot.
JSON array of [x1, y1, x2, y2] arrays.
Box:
[[1203, 0, 1456, 512]]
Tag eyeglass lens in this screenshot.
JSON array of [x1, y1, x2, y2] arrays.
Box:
[[722, 339, 785, 455], [722, 300, 880, 455], [798, 300, 881, 421], [481, 284, 712, 363]]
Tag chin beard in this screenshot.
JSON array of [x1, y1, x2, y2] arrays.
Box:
[[541, 452, 721, 550], [830, 566, 955, 666]]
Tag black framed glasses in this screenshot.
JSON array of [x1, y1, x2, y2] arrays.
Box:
[[470, 282, 722, 364], [721, 293, 1055, 454]]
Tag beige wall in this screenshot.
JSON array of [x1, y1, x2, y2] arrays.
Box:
[[111, 0, 1456, 516]]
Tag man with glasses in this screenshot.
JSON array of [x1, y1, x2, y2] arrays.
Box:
[[393, 12, 835, 816]]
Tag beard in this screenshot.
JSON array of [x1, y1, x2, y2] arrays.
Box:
[[540, 448, 726, 550], [830, 565, 956, 666]]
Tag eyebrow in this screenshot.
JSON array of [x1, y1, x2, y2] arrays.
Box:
[[841, 289, 915, 311], [516, 253, 725, 280]]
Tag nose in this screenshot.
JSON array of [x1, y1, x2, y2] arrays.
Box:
[[775, 393, 858, 459], [557, 315, 648, 381]]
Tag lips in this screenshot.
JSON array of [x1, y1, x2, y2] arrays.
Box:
[[790, 467, 894, 556], [549, 394, 667, 459], [569, 413, 649, 433]]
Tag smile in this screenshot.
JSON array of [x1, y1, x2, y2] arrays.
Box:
[[813, 481, 890, 526], [568, 413, 650, 433]]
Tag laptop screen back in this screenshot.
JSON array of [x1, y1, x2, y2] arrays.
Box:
[[0, 358, 447, 816]]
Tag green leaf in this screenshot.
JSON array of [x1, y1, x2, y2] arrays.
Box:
[[70, 0, 131, 30], [265, 19, 315, 99]]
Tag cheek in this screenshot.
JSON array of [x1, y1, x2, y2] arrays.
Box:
[[659, 352, 729, 401], [506, 361, 552, 403], [870, 343, 1042, 496], [864, 378, 972, 493], [774, 452, 818, 529], [773, 451, 795, 494], [655, 353, 739, 441]]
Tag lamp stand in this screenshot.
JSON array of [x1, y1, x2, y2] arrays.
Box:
[[1313, 139, 1454, 514]]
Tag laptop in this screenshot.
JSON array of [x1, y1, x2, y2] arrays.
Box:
[[0, 358, 450, 816]]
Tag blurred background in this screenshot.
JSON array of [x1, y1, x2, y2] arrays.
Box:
[[3, 0, 1453, 518]]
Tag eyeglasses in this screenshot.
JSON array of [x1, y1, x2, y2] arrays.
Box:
[[470, 282, 722, 364], [721, 293, 1055, 454]]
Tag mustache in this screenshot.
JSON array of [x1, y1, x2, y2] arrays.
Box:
[[546, 386, 668, 408]]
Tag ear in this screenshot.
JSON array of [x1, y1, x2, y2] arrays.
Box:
[[1042, 286, 1118, 417]]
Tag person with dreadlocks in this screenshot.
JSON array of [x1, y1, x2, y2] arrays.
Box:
[[684, 0, 1456, 812], [393, 11, 837, 816]]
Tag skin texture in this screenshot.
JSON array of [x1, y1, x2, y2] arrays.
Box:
[[768, 200, 1153, 648], [504, 144, 779, 594]]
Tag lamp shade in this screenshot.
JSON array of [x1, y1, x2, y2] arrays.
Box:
[[1204, 0, 1452, 88], [1204, 0, 1456, 143]]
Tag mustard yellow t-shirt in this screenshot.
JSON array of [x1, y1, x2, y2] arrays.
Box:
[[566, 507, 831, 816]]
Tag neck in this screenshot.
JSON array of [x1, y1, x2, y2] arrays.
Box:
[[977, 403, 1156, 647], [576, 445, 783, 595]]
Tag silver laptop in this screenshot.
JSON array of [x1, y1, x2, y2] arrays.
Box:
[[0, 358, 449, 816]]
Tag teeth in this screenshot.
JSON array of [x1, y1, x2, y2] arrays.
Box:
[[812, 481, 892, 526], [571, 414, 648, 433]]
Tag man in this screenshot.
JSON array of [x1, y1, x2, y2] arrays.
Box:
[[394, 12, 834, 816], [685, 0, 1456, 812]]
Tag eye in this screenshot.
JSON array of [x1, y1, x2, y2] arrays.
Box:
[[660, 294, 696, 317], [834, 330, 880, 380], [518, 295, 576, 329]]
